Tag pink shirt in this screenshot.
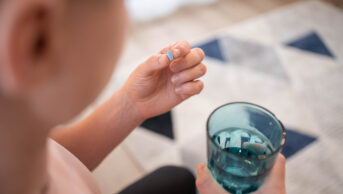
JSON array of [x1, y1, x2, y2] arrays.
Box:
[[46, 139, 101, 194]]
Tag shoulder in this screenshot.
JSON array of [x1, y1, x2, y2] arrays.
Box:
[[46, 138, 101, 194]]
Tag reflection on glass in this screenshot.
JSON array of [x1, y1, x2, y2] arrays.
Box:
[[207, 102, 286, 194]]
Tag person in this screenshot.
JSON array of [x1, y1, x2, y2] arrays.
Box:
[[196, 154, 286, 194], [0, 0, 285, 193]]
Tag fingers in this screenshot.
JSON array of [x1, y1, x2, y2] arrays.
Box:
[[262, 154, 286, 184], [271, 154, 286, 180], [140, 41, 204, 77], [170, 48, 205, 73], [196, 156, 286, 194], [175, 80, 204, 100], [196, 163, 228, 194], [171, 63, 207, 85], [160, 40, 191, 58], [256, 154, 286, 194], [139, 54, 170, 75]]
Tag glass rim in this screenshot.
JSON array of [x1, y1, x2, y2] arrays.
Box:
[[206, 102, 286, 161]]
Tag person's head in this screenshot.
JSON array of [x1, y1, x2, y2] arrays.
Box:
[[0, 0, 128, 127]]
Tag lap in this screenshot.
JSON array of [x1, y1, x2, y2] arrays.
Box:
[[118, 166, 196, 194]]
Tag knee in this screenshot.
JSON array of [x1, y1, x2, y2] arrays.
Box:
[[156, 166, 195, 184]]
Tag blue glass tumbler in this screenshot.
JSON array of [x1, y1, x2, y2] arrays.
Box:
[[207, 102, 286, 194]]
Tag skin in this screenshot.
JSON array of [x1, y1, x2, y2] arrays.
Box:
[[51, 42, 206, 170], [0, 0, 206, 193], [0, 0, 285, 193], [196, 154, 287, 194]]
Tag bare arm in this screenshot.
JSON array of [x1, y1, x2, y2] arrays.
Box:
[[51, 41, 206, 171], [51, 90, 143, 170]]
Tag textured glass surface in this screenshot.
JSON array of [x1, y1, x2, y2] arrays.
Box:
[[207, 102, 285, 194]]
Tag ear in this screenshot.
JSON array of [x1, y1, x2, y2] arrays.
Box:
[[0, 1, 56, 96]]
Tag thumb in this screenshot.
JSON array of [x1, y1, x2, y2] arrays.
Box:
[[255, 154, 286, 194], [196, 163, 228, 194], [139, 54, 170, 76]]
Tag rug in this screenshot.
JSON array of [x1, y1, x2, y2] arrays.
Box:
[[121, 1, 343, 193]]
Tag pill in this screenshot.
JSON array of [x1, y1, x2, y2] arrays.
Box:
[[167, 50, 174, 61]]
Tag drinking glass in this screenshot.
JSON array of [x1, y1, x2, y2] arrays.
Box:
[[207, 102, 286, 194]]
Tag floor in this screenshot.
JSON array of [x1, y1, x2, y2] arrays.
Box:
[[90, 0, 343, 194]]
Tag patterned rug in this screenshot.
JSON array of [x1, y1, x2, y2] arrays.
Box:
[[122, 1, 343, 193]]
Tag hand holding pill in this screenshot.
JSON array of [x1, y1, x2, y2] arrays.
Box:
[[120, 40, 206, 120]]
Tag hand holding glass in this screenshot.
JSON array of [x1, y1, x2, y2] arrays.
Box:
[[207, 102, 286, 194]]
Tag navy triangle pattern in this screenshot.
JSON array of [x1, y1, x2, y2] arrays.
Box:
[[281, 128, 317, 158], [194, 38, 226, 62], [140, 111, 174, 140], [286, 31, 334, 58]]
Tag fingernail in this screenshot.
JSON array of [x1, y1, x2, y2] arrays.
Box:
[[197, 163, 206, 173], [173, 49, 180, 58], [171, 76, 178, 83], [158, 54, 167, 65], [175, 87, 182, 93]]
